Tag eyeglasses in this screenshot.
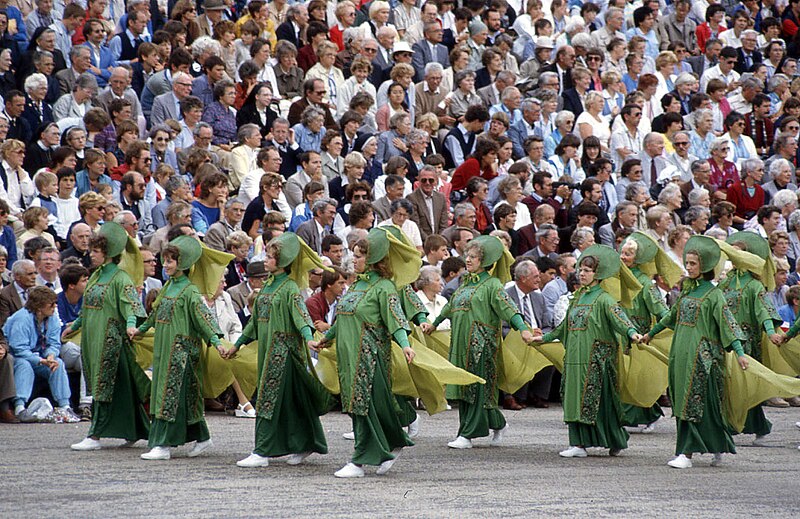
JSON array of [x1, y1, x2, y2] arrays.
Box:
[[313, 90, 326, 94], [175, 82, 193, 87], [788, 125, 800, 131], [673, 141, 689, 146], [631, 112, 642, 117], [143, 258, 157, 264], [154, 137, 168, 142], [140, 157, 152, 163], [586, 56, 602, 62], [419, 178, 436, 184]]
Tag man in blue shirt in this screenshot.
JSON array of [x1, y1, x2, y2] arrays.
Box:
[[5, 286, 77, 421], [56, 263, 91, 419]]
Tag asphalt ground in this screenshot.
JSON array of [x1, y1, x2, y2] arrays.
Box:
[[2, 404, 800, 518]]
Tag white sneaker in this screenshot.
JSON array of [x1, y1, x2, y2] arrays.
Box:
[[342, 431, 355, 440], [119, 440, 139, 448], [187, 439, 213, 457], [286, 452, 312, 465], [752, 435, 768, 447], [795, 421, 800, 430], [710, 453, 723, 467], [667, 454, 692, 469], [376, 448, 402, 475], [334, 463, 365, 478], [237, 453, 269, 467], [490, 424, 508, 446], [235, 402, 256, 418], [447, 436, 473, 449], [141, 447, 171, 460], [559, 446, 588, 458], [407, 415, 420, 439], [71, 437, 101, 451]]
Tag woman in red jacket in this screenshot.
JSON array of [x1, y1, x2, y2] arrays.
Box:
[[450, 138, 499, 191], [726, 158, 766, 226]]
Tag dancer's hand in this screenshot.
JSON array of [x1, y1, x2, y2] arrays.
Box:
[[640, 333, 652, 345], [737, 355, 749, 371], [61, 328, 73, 342], [127, 327, 139, 341], [630, 333, 644, 343], [419, 322, 435, 335], [770, 333, 785, 346], [403, 347, 415, 363], [521, 330, 535, 344]]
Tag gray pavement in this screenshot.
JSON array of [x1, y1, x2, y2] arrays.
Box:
[[2, 404, 800, 518]]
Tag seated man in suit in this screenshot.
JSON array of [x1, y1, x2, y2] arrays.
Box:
[[227, 261, 269, 316], [55, 46, 92, 96], [502, 260, 550, 409], [411, 21, 450, 80], [406, 165, 449, 241], [150, 71, 194, 129], [735, 29, 762, 74], [80, 18, 114, 88], [0, 259, 37, 329], [296, 198, 338, 254]]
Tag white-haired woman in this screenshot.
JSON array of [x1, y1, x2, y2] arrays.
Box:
[[22, 72, 52, 130], [688, 109, 716, 160], [494, 175, 531, 229], [570, 227, 595, 257], [575, 91, 611, 152], [415, 265, 449, 330]]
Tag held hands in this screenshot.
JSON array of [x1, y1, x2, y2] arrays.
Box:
[[309, 339, 331, 352], [127, 327, 139, 341], [630, 333, 644, 343], [217, 344, 237, 359], [419, 322, 435, 335], [640, 333, 652, 345], [529, 328, 544, 343], [61, 328, 73, 343], [737, 355, 749, 371], [403, 347, 415, 363], [769, 333, 785, 346], [520, 329, 535, 344]]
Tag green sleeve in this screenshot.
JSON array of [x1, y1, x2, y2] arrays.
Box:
[[648, 322, 667, 337], [236, 316, 256, 348], [324, 321, 338, 342], [412, 314, 429, 326], [731, 339, 744, 357], [118, 277, 147, 330], [763, 320, 776, 335], [137, 311, 155, 334], [510, 314, 528, 332], [287, 284, 315, 337], [300, 325, 313, 341], [393, 329, 410, 348], [70, 317, 82, 332], [188, 289, 224, 345]]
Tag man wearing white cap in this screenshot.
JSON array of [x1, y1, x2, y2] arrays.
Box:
[[519, 36, 554, 81]]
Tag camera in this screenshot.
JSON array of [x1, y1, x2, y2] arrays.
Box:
[[552, 181, 581, 190]]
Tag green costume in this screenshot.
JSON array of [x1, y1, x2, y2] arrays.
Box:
[[139, 237, 224, 448], [234, 233, 330, 458], [325, 228, 415, 466], [648, 236, 746, 456], [432, 236, 527, 440], [542, 245, 639, 450], [619, 232, 681, 427], [720, 233, 783, 437], [71, 222, 149, 441]]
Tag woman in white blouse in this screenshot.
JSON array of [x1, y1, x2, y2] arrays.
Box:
[[575, 91, 611, 153], [0, 139, 34, 216], [336, 56, 378, 120], [415, 266, 450, 330]]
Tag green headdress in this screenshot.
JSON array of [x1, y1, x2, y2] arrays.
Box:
[[469, 235, 514, 284], [624, 231, 683, 288], [170, 235, 235, 298], [366, 227, 422, 288], [98, 221, 143, 287], [724, 232, 774, 291], [269, 232, 331, 289], [579, 244, 642, 307], [683, 235, 721, 273]]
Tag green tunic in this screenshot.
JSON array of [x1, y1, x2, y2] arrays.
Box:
[[326, 270, 414, 465], [622, 268, 669, 426], [237, 272, 329, 457], [138, 274, 223, 448], [73, 262, 149, 441], [543, 284, 636, 449], [650, 279, 744, 455], [718, 270, 781, 436], [433, 271, 523, 439]]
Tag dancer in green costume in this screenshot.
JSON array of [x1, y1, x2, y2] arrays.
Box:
[[229, 232, 331, 468], [534, 245, 643, 458], [721, 232, 784, 444], [644, 236, 750, 469], [618, 231, 682, 432], [135, 236, 226, 461], [311, 227, 417, 478], [69, 222, 150, 451], [422, 235, 534, 449]]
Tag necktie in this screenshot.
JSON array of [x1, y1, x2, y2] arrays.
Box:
[[46, 282, 53, 289], [745, 55, 752, 69], [522, 293, 534, 326], [650, 159, 657, 186], [21, 289, 27, 304]]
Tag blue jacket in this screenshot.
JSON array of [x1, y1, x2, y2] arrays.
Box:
[[508, 118, 534, 160], [82, 42, 114, 87], [0, 226, 18, 266], [4, 308, 62, 365]]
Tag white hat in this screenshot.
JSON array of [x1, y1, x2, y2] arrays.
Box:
[[535, 36, 554, 49], [392, 41, 415, 55]]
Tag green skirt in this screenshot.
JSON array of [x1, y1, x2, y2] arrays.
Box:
[[738, 405, 772, 437], [674, 372, 736, 456], [396, 395, 417, 427], [88, 352, 150, 441], [253, 354, 328, 457], [457, 383, 506, 440], [148, 367, 209, 448], [351, 356, 414, 466], [622, 403, 664, 427], [567, 369, 629, 450]]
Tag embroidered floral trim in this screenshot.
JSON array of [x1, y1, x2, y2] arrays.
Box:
[[678, 296, 701, 327], [256, 331, 294, 419], [95, 318, 124, 402], [568, 304, 592, 331], [579, 340, 616, 424], [157, 334, 201, 422]]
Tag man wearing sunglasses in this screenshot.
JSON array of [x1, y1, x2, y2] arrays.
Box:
[[700, 46, 741, 94], [407, 166, 448, 241]]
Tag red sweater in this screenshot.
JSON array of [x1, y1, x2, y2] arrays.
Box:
[[727, 183, 765, 220], [450, 158, 497, 191]]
